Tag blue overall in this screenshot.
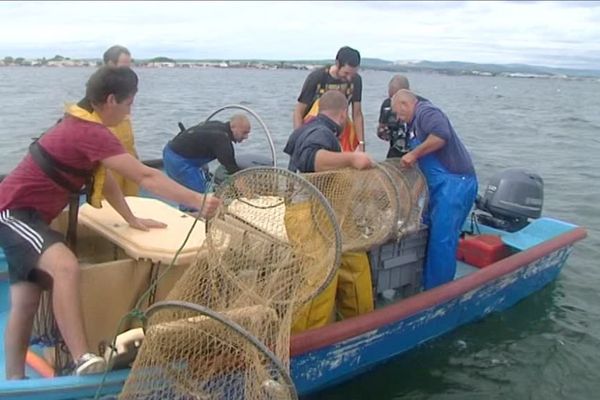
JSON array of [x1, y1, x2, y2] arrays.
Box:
[[409, 136, 478, 289], [163, 144, 212, 211]]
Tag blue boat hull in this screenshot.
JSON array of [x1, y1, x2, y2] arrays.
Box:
[[292, 245, 571, 395], [0, 223, 587, 399]]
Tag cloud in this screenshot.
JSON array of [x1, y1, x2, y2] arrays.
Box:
[[0, 1, 599, 69]]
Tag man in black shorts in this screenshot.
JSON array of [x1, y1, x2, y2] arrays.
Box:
[[0, 66, 220, 379]]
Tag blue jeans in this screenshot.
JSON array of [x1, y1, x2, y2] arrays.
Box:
[[162, 144, 212, 211]]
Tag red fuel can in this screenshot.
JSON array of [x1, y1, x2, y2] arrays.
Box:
[[457, 235, 510, 268]]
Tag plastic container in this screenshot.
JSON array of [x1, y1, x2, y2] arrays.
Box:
[[457, 234, 510, 268], [368, 225, 428, 298]]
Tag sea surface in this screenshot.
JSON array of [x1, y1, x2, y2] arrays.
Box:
[[0, 66, 599, 399]]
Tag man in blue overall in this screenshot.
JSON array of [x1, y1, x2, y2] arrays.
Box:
[[162, 114, 251, 210], [392, 89, 478, 289]]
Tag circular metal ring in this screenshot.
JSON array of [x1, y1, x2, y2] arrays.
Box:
[[145, 300, 298, 400]]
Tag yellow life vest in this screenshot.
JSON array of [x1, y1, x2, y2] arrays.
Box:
[[64, 104, 139, 208]]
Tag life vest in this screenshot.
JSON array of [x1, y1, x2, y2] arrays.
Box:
[[303, 67, 359, 152], [28, 124, 96, 251], [28, 139, 94, 196], [64, 104, 139, 207]]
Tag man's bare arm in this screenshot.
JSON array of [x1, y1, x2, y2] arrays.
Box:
[[101, 153, 220, 218], [352, 101, 365, 151], [401, 134, 446, 168], [314, 149, 374, 172]]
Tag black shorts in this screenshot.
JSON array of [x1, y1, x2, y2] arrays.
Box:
[[0, 209, 65, 284]]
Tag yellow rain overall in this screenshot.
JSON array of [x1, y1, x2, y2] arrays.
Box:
[[285, 201, 373, 333]]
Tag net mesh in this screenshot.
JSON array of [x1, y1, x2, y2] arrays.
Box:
[[379, 158, 428, 235], [120, 164, 427, 399], [121, 168, 340, 399], [302, 165, 403, 251]]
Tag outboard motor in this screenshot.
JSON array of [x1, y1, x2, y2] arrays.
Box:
[[213, 152, 273, 185], [475, 168, 543, 232]]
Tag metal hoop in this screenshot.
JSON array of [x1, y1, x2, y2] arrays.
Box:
[[213, 166, 342, 305], [144, 300, 298, 400]]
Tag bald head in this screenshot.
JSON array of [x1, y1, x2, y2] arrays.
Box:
[[319, 90, 348, 113], [230, 114, 251, 143], [391, 89, 418, 123], [388, 75, 410, 98], [318, 90, 349, 126], [392, 89, 418, 104]]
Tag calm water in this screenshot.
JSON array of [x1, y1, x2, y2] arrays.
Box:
[[0, 67, 599, 399]]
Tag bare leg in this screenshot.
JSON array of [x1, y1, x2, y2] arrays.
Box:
[[5, 281, 42, 379], [36, 242, 88, 362]]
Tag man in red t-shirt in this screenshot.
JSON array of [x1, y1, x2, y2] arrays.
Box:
[[0, 66, 220, 379]]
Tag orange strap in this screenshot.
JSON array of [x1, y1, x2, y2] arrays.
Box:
[[26, 350, 55, 378]]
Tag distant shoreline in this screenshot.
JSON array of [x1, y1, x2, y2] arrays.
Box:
[[1, 57, 599, 81]]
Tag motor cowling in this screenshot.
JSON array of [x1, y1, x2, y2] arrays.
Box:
[[476, 168, 543, 232]]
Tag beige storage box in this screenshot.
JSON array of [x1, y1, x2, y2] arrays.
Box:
[[75, 197, 207, 354]]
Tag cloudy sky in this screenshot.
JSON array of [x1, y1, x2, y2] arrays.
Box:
[[1, 1, 599, 69]]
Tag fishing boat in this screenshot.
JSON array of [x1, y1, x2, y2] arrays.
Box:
[[0, 176, 587, 399], [0, 107, 587, 399]]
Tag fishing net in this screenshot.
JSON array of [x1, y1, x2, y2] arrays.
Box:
[[119, 302, 295, 400], [31, 291, 72, 375], [301, 163, 419, 251], [379, 158, 428, 235], [120, 164, 428, 399], [120, 167, 341, 400]]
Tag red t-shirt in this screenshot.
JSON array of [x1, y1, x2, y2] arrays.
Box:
[[0, 115, 127, 223]]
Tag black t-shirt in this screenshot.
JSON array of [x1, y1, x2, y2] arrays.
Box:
[[168, 121, 239, 173], [283, 115, 342, 173], [379, 98, 392, 124], [297, 66, 362, 117]]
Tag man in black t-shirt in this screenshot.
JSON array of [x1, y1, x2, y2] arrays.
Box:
[[285, 92, 372, 173], [162, 114, 251, 208], [292, 46, 365, 152]]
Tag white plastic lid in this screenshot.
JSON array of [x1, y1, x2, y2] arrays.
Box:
[[79, 197, 206, 265]]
